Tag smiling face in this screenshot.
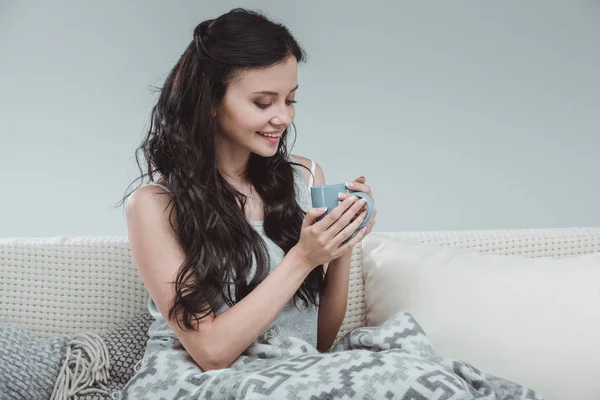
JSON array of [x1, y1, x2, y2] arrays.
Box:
[[214, 55, 298, 159]]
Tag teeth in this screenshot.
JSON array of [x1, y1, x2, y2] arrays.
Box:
[[257, 132, 280, 138]]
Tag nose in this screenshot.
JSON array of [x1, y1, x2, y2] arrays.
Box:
[[270, 104, 293, 128]]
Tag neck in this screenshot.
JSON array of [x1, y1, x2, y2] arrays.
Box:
[[215, 133, 251, 187]]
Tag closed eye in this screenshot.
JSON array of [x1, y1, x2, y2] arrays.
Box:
[[255, 100, 297, 109]]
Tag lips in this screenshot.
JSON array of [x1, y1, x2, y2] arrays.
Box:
[[256, 131, 281, 145]]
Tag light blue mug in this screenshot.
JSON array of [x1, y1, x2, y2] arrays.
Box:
[[310, 183, 375, 242]]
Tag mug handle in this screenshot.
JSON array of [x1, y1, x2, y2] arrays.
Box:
[[340, 191, 374, 244], [349, 191, 374, 230]]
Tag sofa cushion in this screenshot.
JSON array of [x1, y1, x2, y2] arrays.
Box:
[[0, 324, 68, 400], [80, 310, 154, 399], [361, 233, 600, 400], [0, 310, 153, 400]]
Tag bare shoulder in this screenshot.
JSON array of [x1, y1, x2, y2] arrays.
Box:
[[290, 154, 325, 186], [125, 182, 176, 229], [124, 182, 186, 320], [290, 154, 311, 169], [126, 182, 169, 208]]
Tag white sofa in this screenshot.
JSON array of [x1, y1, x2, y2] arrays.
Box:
[[2, 228, 600, 400]]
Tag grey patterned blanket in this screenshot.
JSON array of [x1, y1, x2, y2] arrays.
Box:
[[120, 312, 544, 399]]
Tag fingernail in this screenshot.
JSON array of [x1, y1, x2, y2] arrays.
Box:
[[346, 182, 354, 188], [319, 207, 327, 212], [359, 198, 366, 205], [338, 192, 345, 200], [350, 195, 358, 201]]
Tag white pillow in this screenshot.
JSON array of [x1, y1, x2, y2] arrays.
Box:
[[361, 233, 600, 400]]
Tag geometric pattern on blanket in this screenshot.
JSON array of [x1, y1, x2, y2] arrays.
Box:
[[0, 324, 68, 400], [119, 312, 545, 400]]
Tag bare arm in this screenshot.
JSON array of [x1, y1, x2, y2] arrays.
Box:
[[126, 185, 316, 371], [317, 251, 352, 352]]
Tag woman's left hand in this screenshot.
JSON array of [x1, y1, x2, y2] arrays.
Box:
[[339, 176, 377, 237]]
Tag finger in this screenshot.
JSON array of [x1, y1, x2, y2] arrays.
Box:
[[316, 195, 359, 230], [340, 194, 368, 222], [330, 199, 367, 240], [339, 191, 370, 207], [366, 211, 377, 228], [339, 194, 374, 220], [302, 207, 328, 229], [333, 208, 368, 244], [365, 213, 377, 233], [365, 218, 375, 234], [354, 176, 366, 183], [338, 192, 353, 202], [345, 181, 372, 197], [359, 211, 376, 237], [338, 225, 368, 254]]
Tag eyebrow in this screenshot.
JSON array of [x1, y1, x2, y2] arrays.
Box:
[[253, 84, 299, 95]]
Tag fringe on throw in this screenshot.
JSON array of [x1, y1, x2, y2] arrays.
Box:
[[263, 325, 287, 341], [50, 332, 111, 400]]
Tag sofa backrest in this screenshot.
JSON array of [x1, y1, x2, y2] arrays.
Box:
[[2, 228, 600, 338]]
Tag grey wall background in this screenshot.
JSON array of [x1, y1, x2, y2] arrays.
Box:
[[1, 1, 599, 237]]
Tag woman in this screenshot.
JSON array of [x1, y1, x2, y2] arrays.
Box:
[[120, 7, 376, 379]]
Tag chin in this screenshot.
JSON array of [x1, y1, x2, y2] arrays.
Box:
[[251, 134, 283, 158], [253, 147, 279, 158]]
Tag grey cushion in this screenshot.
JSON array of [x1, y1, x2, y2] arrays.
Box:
[[0, 310, 153, 400], [0, 324, 69, 400], [80, 310, 154, 400]]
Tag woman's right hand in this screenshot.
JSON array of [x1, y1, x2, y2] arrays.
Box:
[[291, 195, 368, 269]]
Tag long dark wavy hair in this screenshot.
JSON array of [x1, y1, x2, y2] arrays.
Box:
[[116, 8, 325, 332]]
